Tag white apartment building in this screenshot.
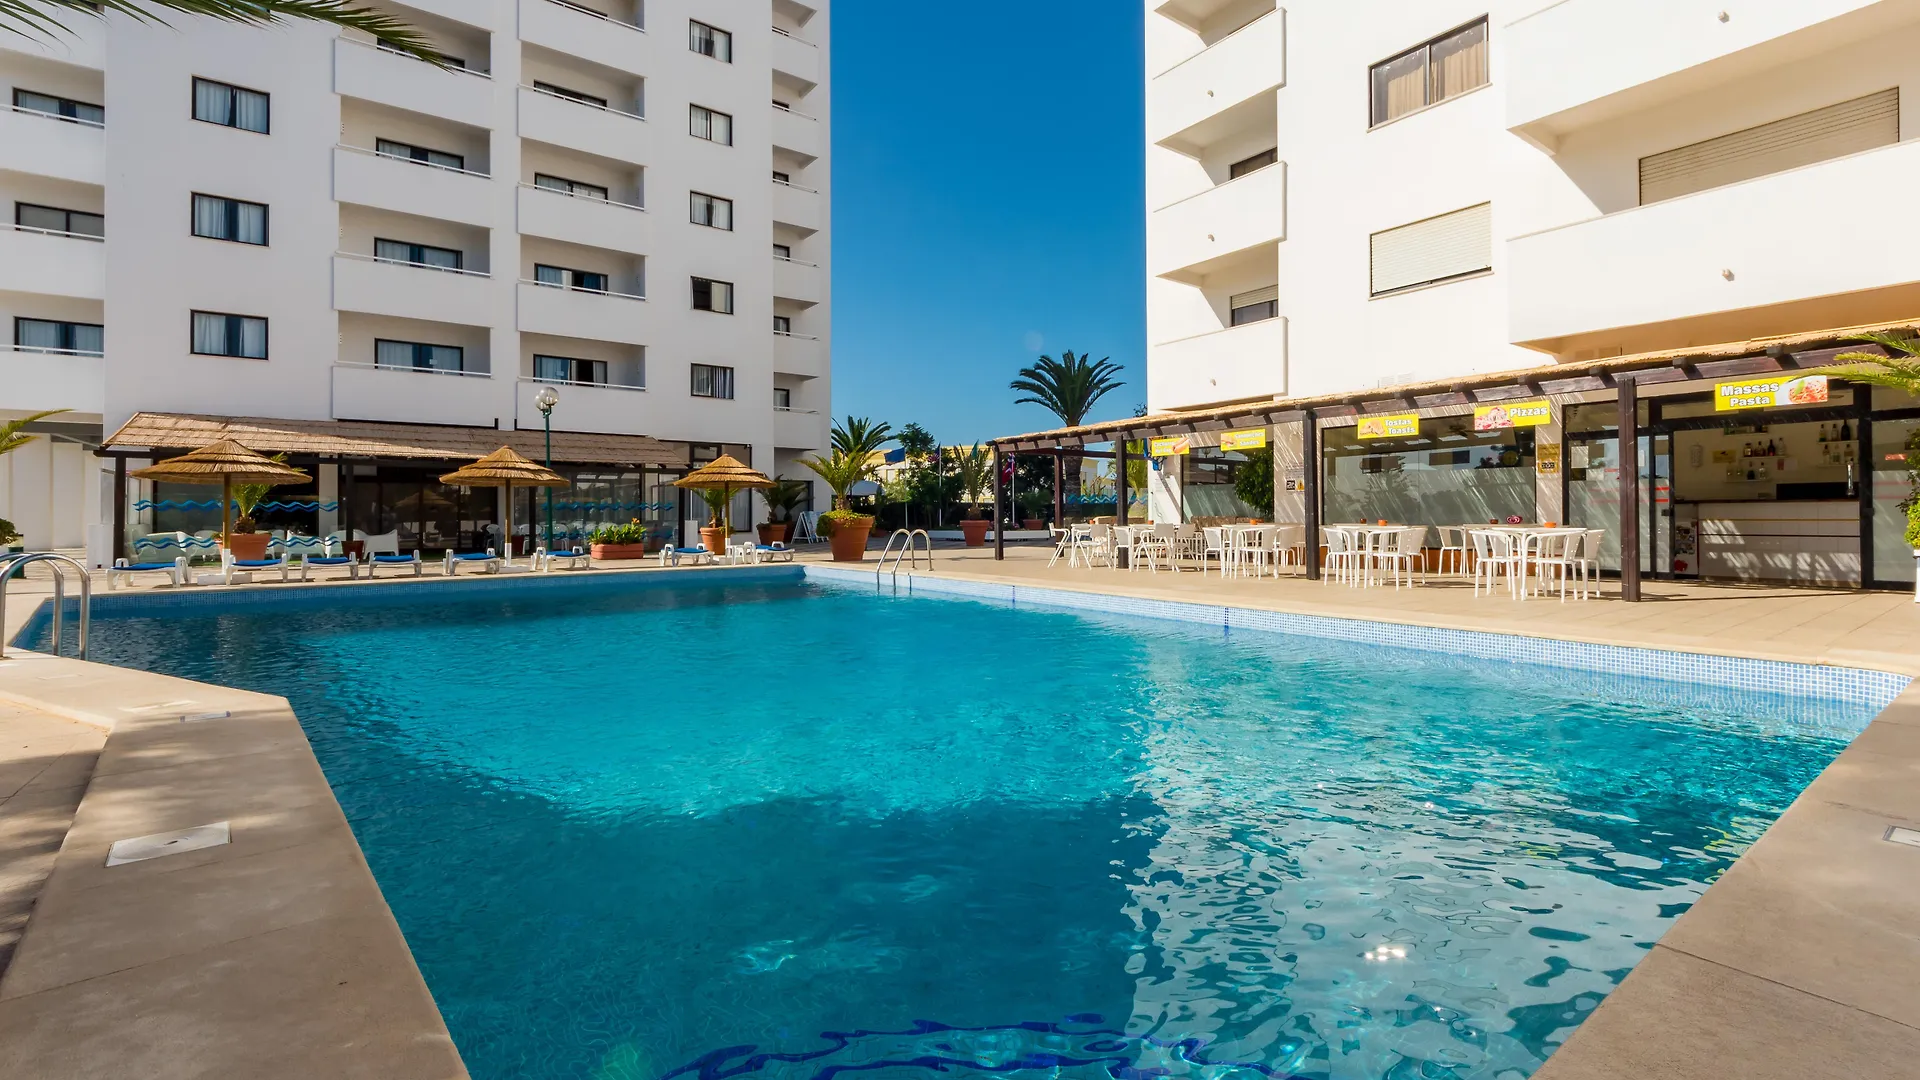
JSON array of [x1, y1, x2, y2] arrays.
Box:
[[1135, 0, 1920, 588], [0, 0, 830, 558]]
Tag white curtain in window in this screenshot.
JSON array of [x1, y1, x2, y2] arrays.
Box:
[[711, 110, 732, 146], [424, 345, 462, 372], [193, 80, 231, 126], [712, 281, 734, 313], [238, 317, 266, 358], [711, 198, 732, 230], [1371, 50, 1426, 125], [1429, 23, 1487, 103], [15, 319, 61, 351], [192, 313, 226, 354], [235, 201, 266, 244], [70, 323, 103, 355], [534, 355, 568, 381], [376, 340, 413, 368], [192, 195, 227, 239], [233, 87, 268, 132]]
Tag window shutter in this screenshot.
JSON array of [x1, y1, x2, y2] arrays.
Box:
[[1230, 285, 1279, 308], [1639, 89, 1898, 205], [1370, 203, 1491, 296]]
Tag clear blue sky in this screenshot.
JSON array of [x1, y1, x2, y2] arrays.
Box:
[[829, 0, 1145, 445]]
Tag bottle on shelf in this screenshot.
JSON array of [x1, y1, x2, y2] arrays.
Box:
[[1840, 419, 1853, 441], [1767, 438, 1778, 457], [1818, 423, 1830, 443]]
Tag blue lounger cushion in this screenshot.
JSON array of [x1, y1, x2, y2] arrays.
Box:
[[125, 562, 176, 571], [671, 547, 706, 555], [307, 557, 354, 565], [452, 553, 495, 561], [373, 554, 417, 563], [233, 559, 282, 568]]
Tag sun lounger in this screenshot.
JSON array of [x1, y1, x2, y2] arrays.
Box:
[[108, 556, 189, 590], [219, 549, 291, 585], [367, 551, 423, 578], [659, 545, 714, 567], [538, 546, 591, 572], [753, 542, 794, 563], [298, 543, 363, 581], [444, 549, 502, 576]]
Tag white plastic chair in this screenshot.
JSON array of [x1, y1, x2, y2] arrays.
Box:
[[1436, 526, 1469, 576], [108, 556, 188, 590], [1375, 526, 1428, 589], [1272, 524, 1307, 574], [1471, 530, 1522, 599], [1200, 526, 1229, 576], [1321, 527, 1357, 586], [358, 529, 401, 556], [1233, 526, 1274, 578], [1074, 524, 1112, 568], [219, 548, 292, 585], [1574, 529, 1605, 599], [1531, 531, 1581, 602], [1047, 526, 1072, 567]]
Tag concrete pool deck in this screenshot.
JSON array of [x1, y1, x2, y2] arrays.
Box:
[[0, 548, 1915, 1078]]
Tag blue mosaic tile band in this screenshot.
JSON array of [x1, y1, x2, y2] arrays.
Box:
[[802, 565, 1910, 709]]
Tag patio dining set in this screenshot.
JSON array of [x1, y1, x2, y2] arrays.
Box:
[[1049, 520, 1608, 601]]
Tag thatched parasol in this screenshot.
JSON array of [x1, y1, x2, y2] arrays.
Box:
[[130, 439, 309, 548], [441, 446, 569, 560], [673, 454, 772, 533]]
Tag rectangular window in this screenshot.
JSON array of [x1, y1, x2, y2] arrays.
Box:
[[12, 88, 103, 125], [691, 277, 734, 314], [690, 20, 732, 62], [690, 363, 735, 399], [15, 203, 103, 238], [190, 194, 267, 245], [191, 77, 268, 132], [1370, 18, 1487, 127], [772, 99, 792, 112], [690, 104, 733, 145], [1229, 148, 1278, 180], [773, 243, 792, 260], [534, 81, 608, 109], [1369, 202, 1492, 296], [534, 173, 609, 200], [377, 138, 466, 172], [774, 386, 792, 409], [1229, 285, 1279, 326], [191, 311, 268, 359], [13, 318, 102, 356], [1639, 88, 1899, 205], [375, 238, 462, 270], [375, 338, 464, 372], [773, 315, 792, 334], [689, 191, 734, 230], [534, 354, 608, 384], [535, 264, 610, 292], [772, 170, 791, 184]]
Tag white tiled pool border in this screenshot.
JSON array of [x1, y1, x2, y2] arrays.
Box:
[[804, 565, 1911, 707]]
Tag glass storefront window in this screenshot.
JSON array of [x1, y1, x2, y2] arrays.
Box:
[[1872, 416, 1919, 584], [1323, 422, 1535, 528], [1182, 447, 1258, 521]]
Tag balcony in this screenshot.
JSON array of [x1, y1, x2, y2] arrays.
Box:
[[1148, 8, 1284, 151], [516, 281, 650, 345], [772, 179, 822, 233], [515, 376, 651, 436], [385, 0, 493, 29], [1149, 161, 1285, 283], [773, 407, 826, 449], [773, 332, 826, 379], [332, 253, 494, 327], [1507, 138, 1920, 350], [519, 0, 651, 78], [772, 257, 823, 305], [1148, 316, 1287, 412], [0, 105, 103, 186], [518, 85, 648, 164], [0, 347, 103, 414], [331, 363, 500, 427], [1, 24, 103, 69], [333, 144, 493, 227], [0, 224, 104, 300], [772, 104, 823, 160], [1506, 0, 1895, 149], [334, 38, 493, 129], [771, 28, 820, 87], [516, 183, 650, 255]]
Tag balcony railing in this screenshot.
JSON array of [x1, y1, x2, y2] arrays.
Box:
[[771, 101, 820, 122], [772, 176, 819, 194], [772, 329, 820, 340], [2, 220, 103, 242], [522, 82, 645, 121], [6, 102, 105, 129], [517, 180, 645, 212], [1, 343, 103, 358], [519, 278, 647, 302], [542, 0, 644, 31], [518, 374, 645, 391], [771, 26, 817, 47], [773, 253, 818, 267], [334, 360, 491, 378], [336, 141, 492, 179], [337, 250, 490, 277], [349, 35, 494, 78]]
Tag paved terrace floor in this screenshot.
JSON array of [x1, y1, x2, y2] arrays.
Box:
[[0, 547, 1914, 1078]]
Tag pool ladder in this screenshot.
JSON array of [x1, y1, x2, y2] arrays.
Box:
[[877, 529, 933, 584], [0, 552, 92, 661]]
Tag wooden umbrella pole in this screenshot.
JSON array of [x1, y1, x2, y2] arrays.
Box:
[[222, 475, 233, 550], [504, 480, 512, 563]]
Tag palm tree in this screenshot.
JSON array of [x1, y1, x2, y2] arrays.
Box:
[[953, 444, 991, 519], [2, 1, 445, 65], [1828, 332, 1920, 546], [1010, 351, 1124, 506], [830, 415, 894, 459], [800, 448, 880, 514]]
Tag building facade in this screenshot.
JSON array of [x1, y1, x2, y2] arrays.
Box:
[[0, 0, 830, 557], [1138, 0, 1920, 588]]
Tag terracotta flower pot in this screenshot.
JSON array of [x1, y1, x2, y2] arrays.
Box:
[[828, 516, 873, 561], [1022, 519, 1044, 531], [699, 526, 730, 556], [589, 543, 649, 560], [959, 519, 990, 547], [757, 523, 789, 545], [224, 532, 270, 561]]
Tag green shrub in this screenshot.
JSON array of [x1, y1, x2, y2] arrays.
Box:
[[587, 520, 648, 545]]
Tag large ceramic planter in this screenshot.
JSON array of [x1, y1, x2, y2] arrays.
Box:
[[699, 526, 730, 556], [959, 519, 991, 547], [1022, 519, 1044, 531], [828, 516, 874, 562], [757, 523, 789, 545], [224, 533, 270, 561], [590, 543, 649, 561]]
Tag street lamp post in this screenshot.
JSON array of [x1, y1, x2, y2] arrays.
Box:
[[535, 386, 559, 553]]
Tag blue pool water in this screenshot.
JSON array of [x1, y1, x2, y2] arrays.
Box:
[[57, 574, 1881, 1080]]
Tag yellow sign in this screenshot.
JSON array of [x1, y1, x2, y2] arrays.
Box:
[[1536, 443, 1562, 474], [1219, 428, 1267, 451], [1474, 399, 1552, 431], [1149, 435, 1191, 457], [1715, 374, 1829, 411], [1356, 413, 1419, 440]]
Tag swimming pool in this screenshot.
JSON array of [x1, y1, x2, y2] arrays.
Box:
[[49, 571, 1896, 1080]]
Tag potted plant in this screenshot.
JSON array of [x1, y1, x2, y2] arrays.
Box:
[[1827, 333, 1920, 600], [587, 520, 649, 560], [759, 477, 808, 545], [954, 443, 993, 547], [801, 448, 881, 561], [696, 488, 732, 557], [1017, 488, 1049, 531], [225, 462, 285, 561]]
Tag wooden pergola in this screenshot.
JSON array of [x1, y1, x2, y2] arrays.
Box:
[[987, 320, 1915, 600]]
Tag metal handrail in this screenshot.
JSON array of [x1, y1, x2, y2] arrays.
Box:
[[877, 529, 933, 581], [0, 552, 91, 660]]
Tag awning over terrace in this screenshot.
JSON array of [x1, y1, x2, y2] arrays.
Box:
[[102, 412, 685, 468]]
